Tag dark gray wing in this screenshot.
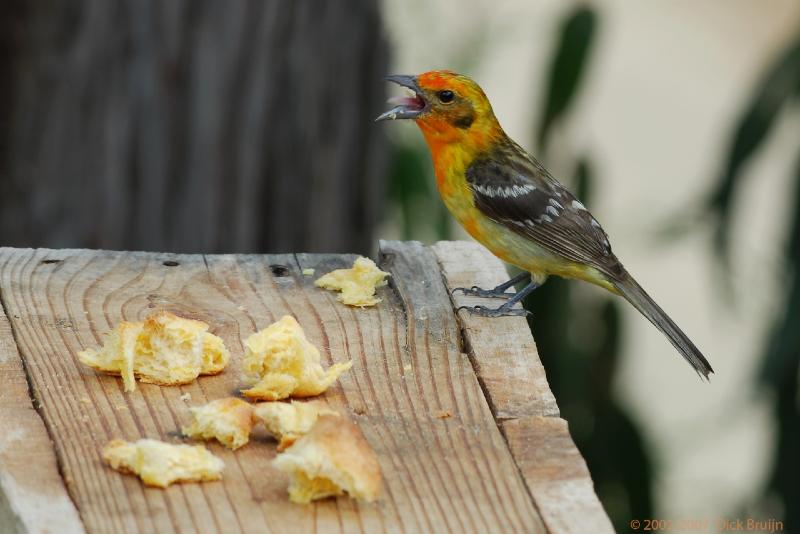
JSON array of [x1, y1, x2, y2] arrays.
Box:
[[466, 141, 623, 279]]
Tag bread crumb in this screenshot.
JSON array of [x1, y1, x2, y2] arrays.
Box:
[[102, 438, 224, 488], [182, 398, 254, 450], [253, 400, 339, 451], [435, 410, 452, 419], [273, 415, 381, 503], [314, 257, 389, 307], [77, 311, 230, 392], [180, 392, 192, 402], [240, 316, 352, 401], [79, 397, 92, 405], [302, 268, 315, 276], [116, 405, 128, 411]]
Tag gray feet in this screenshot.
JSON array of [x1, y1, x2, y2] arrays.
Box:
[[452, 286, 517, 299], [457, 304, 532, 318], [453, 274, 539, 319], [451, 272, 531, 299]]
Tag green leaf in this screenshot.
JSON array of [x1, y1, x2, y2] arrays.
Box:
[[758, 151, 800, 388], [708, 37, 800, 265]]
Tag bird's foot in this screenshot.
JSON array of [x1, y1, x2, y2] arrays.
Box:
[[452, 286, 517, 299], [457, 304, 532, 318], [451, 272, 532, 299]]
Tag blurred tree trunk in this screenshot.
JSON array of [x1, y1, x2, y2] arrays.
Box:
[[0, 1, 388, 254]]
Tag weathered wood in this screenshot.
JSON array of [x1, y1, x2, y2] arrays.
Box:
[[433, 240, 614, 533], [0, 283, 85, 534], [432, 241, 559, 420], [504, 416, 613, 534], [0, 244, 555, 533]]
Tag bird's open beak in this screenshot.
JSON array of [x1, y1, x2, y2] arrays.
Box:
[[375, 75, 428, 122]]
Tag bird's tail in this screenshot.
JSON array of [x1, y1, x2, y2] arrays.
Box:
[[612, 271, 713, 379]]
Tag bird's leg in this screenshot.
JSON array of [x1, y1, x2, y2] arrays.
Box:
[[458, 280, 539, 317], [452, 272, 530, 299]]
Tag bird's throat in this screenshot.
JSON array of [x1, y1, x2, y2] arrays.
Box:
[[415, 119, 506, 198]]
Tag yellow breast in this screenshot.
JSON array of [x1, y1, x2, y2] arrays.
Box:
[[432, 151, 612, 291]]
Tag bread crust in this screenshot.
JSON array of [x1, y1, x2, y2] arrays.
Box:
[[272, 415, 382, 503], [102, 438, 224, 488], [253, 400, 339, 451], [182, 398, 255, 450]]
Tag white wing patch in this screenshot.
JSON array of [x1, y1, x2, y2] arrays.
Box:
[[571, 199, 586, 211], [472, 183, 537, 198], [544, 198, 563, 218]]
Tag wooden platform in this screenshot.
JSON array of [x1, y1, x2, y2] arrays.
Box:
[[0, 241, 612, 533]]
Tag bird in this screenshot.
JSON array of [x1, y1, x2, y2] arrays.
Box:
[[376, 70, 713, 379]]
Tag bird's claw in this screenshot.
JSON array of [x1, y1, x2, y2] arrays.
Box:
[[456, 305, 532, 318], [452, 286, 516, 299]]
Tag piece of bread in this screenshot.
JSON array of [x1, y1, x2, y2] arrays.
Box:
[[253, 400, 340, 451], [102, 438, 224, 488], [78, 321, 142, 392], [182, 398, 255, 450], [201, 332, 230, 375], [272, 415, 382, 503], [240, 316, 352, 401], [77, 311, 230, 391], [314, 257, 389, 307]]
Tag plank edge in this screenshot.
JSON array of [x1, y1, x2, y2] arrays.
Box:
[[431, 240, 613, 533], [0, 249, 86, 533]]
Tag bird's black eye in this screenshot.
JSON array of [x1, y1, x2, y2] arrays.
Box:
[[437, 90, 455, 103]]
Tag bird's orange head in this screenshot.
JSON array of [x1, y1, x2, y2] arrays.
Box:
[[376, 70, 503, 151]]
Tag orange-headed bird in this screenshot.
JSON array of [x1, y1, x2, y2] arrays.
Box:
[[377, 70, 713, 379]]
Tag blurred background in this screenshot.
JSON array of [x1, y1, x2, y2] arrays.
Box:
[[1, 1, 798, 531]]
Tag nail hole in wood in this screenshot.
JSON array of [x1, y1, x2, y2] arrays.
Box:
[[270, 264, 290, 277], [163, 261, 180, 267], [41, 259, 61, 264]]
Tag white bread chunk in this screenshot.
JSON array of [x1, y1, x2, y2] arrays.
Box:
[[240, 316, 352, 401], [102, 438, 224, 488], [253, 400, 339, 451], [314, 257, 389, 307], [182, 398, 255, 450], [272, 415, 382, 503], [77, 311, 230, 391]]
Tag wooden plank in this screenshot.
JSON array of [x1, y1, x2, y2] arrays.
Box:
[[0, 265, 85, 534], [432, 240, 614, 533], [297, 241, 545, 533], [432, 241, 558, 420], [0, 248, 250, 533], [504, 417, 613, 534], [0, 245, 546, 533]]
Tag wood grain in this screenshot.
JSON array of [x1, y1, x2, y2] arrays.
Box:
[[432, 241, 559, 420], [0, 244, 549, 533], [433, 240, 614, 533], [504, 417, 613, 533], [0, 269, 85, 534]]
